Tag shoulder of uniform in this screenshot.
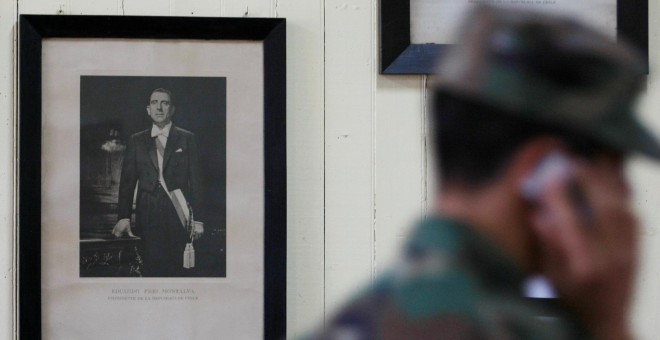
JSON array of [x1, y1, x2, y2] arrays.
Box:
[[322, 270, 483, 339], [398, 267, 479, 317]]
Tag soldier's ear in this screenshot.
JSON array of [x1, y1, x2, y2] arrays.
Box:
[[146, 107, 151, 115]]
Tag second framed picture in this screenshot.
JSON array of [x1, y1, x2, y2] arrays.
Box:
[[20, 15, 286, 339], [381, 0, 648, 74]]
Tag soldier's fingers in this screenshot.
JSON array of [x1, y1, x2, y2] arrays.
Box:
[[571, 161, 636, 248], [537, 175, 597, 283]]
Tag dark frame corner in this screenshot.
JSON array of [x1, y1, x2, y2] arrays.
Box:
[[19, 15, 286, 340], [380, 0, 649, 74]]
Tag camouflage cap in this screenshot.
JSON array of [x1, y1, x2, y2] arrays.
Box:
[[433, 5, 660, 160]]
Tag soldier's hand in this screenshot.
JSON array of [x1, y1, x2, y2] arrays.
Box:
[[112, 219, 136, 238], [530, 154, 636, 340]]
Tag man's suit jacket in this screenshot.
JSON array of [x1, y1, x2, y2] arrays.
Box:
[[117, 125, 203, 223]]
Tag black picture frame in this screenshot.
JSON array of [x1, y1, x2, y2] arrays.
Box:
[[380, 0, 649, 74], [19, 15, 286, 339]]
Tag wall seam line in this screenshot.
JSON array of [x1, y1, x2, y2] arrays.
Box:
[[371, 0, 377, 282], [422, 75, 428, 217], [321, 0, 327, 326], [13, 2, 19, 339]]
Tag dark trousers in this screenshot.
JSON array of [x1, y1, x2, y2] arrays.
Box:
[[135, 183, 189, 277]]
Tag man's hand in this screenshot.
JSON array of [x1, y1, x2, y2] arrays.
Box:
[[192, 220, 204, 240], [112, 219, 136, 238], [530, 154, 637, 340]]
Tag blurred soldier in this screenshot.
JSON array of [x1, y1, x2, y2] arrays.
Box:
[[313, 6, 656, 340]]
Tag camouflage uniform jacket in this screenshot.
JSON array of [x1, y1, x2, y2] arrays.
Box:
[[313, 217, 591, 340]]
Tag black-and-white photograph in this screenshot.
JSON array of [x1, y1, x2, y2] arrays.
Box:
[[21, 18, 284, 338], [79, 76, 227, 278]]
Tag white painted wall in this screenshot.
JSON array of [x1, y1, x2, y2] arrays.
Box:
[[629, 2, 660, 337], [1, 0, 659, 339], [0, 1, 16, 339]]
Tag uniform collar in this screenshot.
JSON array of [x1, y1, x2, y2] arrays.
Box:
[[404, 216, 528, 293]]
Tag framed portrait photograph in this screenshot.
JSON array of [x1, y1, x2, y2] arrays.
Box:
[[380, 0, 648, 74], [19, 15, 286, 339], [79, 76, 228, 279]]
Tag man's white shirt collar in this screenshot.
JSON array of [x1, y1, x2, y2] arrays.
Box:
[[151, 122, 172, 138]]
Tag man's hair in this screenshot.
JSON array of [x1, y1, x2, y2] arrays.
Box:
[[432, 92, 608, 188], [150, 88, 174, 106]]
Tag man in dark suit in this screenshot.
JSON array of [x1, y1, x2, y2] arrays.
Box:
[[112, 88, 204, 277]]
